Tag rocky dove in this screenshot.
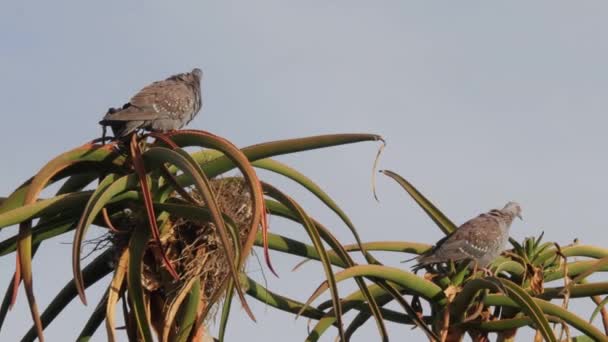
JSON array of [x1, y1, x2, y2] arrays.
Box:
[[100, 68, 203, 138], [412, 202, 522, 272]]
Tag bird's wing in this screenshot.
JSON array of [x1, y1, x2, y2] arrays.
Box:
[[129, 80, 195, 118], [436, 214, 501, 259], [100, 105, 159, 122], [101, 79, 195, 122]]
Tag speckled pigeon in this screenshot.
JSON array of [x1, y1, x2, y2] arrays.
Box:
[[99, 68, 203, 137], [412, 202, 522, 272]]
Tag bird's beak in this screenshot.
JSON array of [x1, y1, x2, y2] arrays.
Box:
[[517, 213, 523, 220]]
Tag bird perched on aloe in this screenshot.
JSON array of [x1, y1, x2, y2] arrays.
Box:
[[100, 68, 203, 138], [412, 202, 522, 272]]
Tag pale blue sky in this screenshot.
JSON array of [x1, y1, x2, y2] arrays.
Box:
[[1, 1, 608, 341]]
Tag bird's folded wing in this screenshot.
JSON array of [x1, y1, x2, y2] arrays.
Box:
[[129, 81, 195, 118], [101, 80, 195, 123], [100, 107, 160, 122], [448, 215, 501, 254]]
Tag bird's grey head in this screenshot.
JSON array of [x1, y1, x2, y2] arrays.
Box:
[[191, 68, 203, 81], [502, 201, 523, 220]]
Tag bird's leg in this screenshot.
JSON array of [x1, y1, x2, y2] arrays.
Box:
[[471, 260, 479, 276], [481, 267, 493, 277], [470, 261, 492, 277], [101, 125, 108, 145]]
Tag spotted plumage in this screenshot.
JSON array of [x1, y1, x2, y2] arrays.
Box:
[[412, 202, 522, 271], [99, 68, 203, 137]]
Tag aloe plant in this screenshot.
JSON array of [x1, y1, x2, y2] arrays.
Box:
[[270, 170, 608, 341], [4, 132, 608, 342], [0, 130, 385, 341]]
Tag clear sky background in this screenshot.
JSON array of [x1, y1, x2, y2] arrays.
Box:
[[1, 1, 608, 341]]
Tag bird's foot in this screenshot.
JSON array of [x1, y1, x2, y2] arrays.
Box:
[[480, 267, 494, 277], [471, 262, 494, 278]]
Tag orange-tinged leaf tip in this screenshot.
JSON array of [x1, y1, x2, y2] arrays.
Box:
[[259, 201, 278, 277], [10, 250, 24, 308], [78, 290, 88, 306], [264, 249, 279, 278]]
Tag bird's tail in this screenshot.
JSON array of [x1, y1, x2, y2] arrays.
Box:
[[99, 107, 139, 138]]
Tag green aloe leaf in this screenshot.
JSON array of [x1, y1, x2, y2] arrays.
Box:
[[57, 172, 101, 195], [308, 281, 435, 341], [589, 295, 608, 325], [303, 264, 442, 341], [459, 315, 563, 332], [380, 170, 456, 235], [190, 133, 383, 176], [0, 214, 78, 256], [536, 244, 608, 265], [70, 173, 138, 306], [106, 249, 129, 342], [174, 278, 201, 342], [567, 255, 608, 289], [0, 143, 121, 216], [127, 223, 154, 342], [72, 173, 121, 305], [263, 183, 346, 341], [305, 264, 444, 304], [484, 294, 607, 342], [11, 143, 122, 342], [130, 137, 180, 282], [22, 249, 114, 341], [495, 278, 556, 342], [254, 230, 342, 266], [172, 134, 381, 184], [242, 274, 325, 320], [252, 158, 378, 264], [163, 130, 268, 270], [0, 192, 91, 230], [217, 213, 242, 342], [76, 288, 109, 342]]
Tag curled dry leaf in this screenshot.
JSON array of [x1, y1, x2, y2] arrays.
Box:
[[530, 266, 544, 296]]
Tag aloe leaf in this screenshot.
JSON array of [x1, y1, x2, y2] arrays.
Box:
[[0, 143, 121, 216], [105, 248, 129, 342], [164, 131, 267, 270], [305, 264, 444, 306], [0, 215, 78, 256], [254, 230, 342, 266], [459, 315, 564, 332], [106, 249, 129, 342], [0, 192, 91, 230], [175, 133, 383, 177], [380, 170, 456, 235], [252, 158, 378, 264], [57, 172, 100, 195], [589, 295, 608, 325], [127, 224, 154, 342], [21, 249, 113, 341], [496, 278, 556, 342], [12, 143, 121, 337], [567, 255, 608, 289], [484, 294, 607, 342], [308, 281, 435, 341], [536, 245, 608, 265], [76, 288, 109, 342], [242, 274, 325, 320], [73, 174, 121, 304], [130, 137, 180, 282], [174, 278, 201, 342], [146, 146, 255, 319], [263, 183, 346, 341]]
